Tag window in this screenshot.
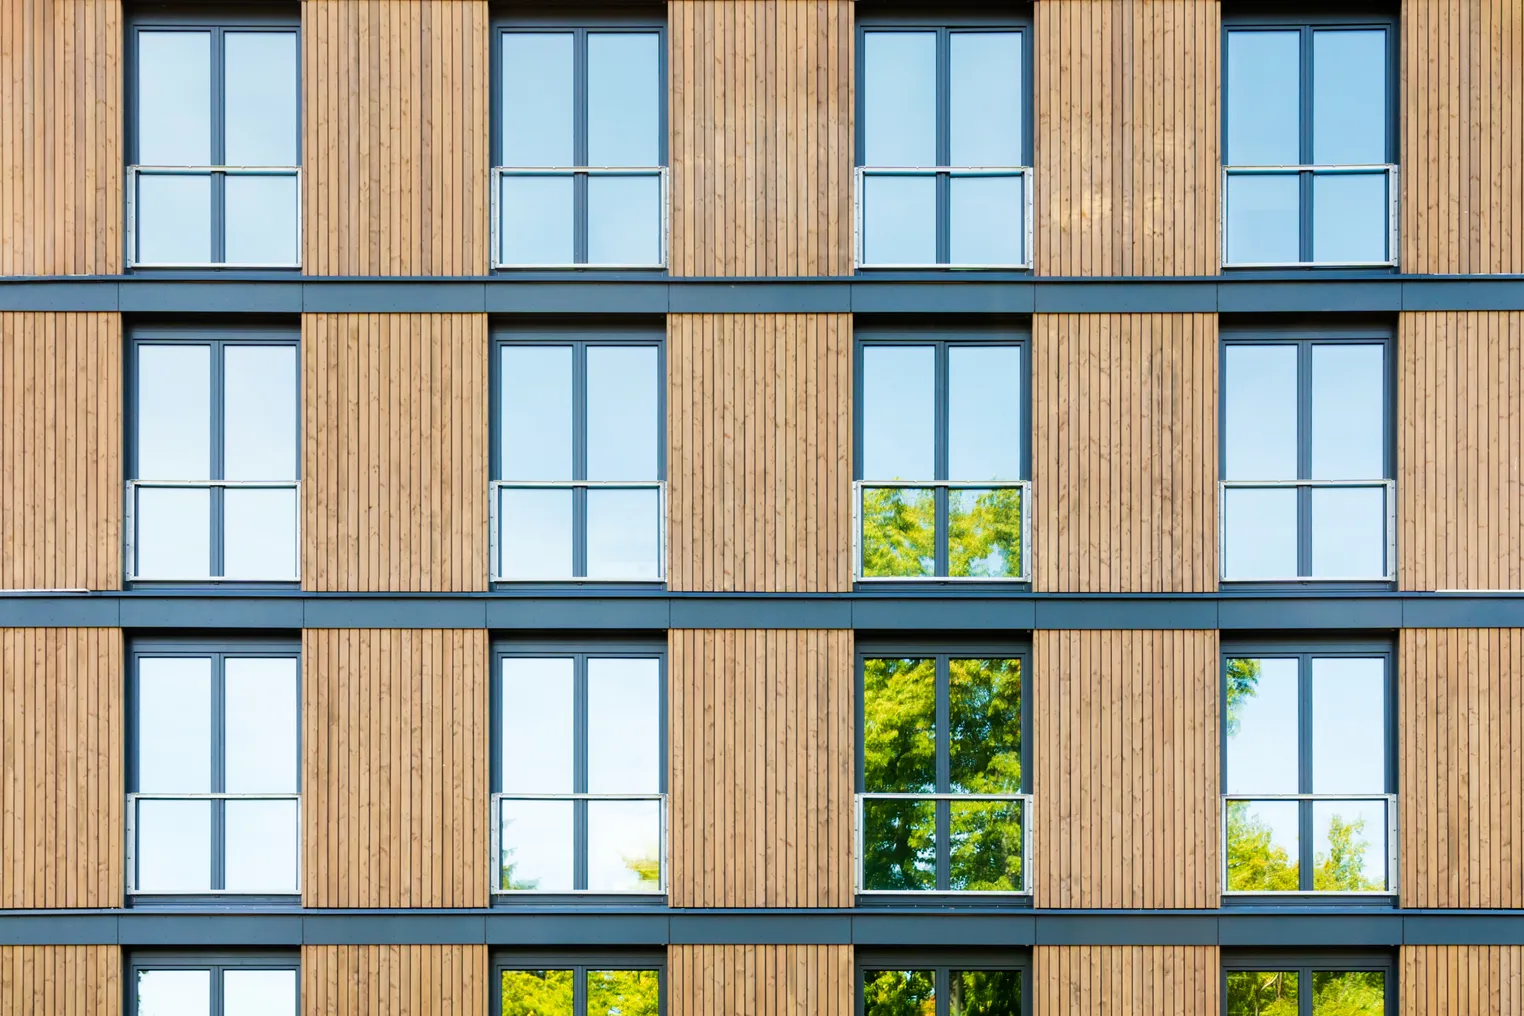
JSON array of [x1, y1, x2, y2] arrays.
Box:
[[494, 21, 667, 268], [492, 329, 664, 583], [1220, 331, 1392, 583], [1223, 18, 1396, 267], [128, 645, 300, 898], [128, 329, 300, 583], [858, 648, 1029, 894], [1225, 956, 1391, 1016], [493, 646, 665, 895], [131, 956, 299, 1016], [856, 333, 1028, 581], [1222, 646, 1394, 897], [128, 16, 300, 267], [860, 955, 1027, 1016], [498, 958, 662, 1016], [856, 20, 1032, 268]]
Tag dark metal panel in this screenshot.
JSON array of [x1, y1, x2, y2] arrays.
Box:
[[1401, 596, 1524, 628], [1032, 597, 1218, 630], [119, 596, 305, 629], [119, 282, 305, 314], [1217, 913, 1403, 947], [484, 913, 669, 946], [1217, 596, 1403, 630], [301, 597, 489, 629], [1403, 914, 1524, 946], [668, 282, 851, 314], [1401, 279, 1524, 312], [482, 282, 670, 315], [668, 914, 852, 945], [851, 597, 1038, 630], [0, 281, 119, 311], [669, 597, 853, 630], [850, 283, 1037, 315], [484, 596, 670, 630], [1033, 282, 1217, 314], [851, 913, 1035, 946], [118, 913, 305, 947], [302, 914, 486, 945], [1219, 280, 1403, 314], [1035, 914, 1218, 946], [0, 914, 118, 945], [302, 281, 487, 314], [0, 596, 120, 626]]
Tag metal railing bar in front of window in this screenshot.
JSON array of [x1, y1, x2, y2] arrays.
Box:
[[1220, 792, 1398, 896], [1220, 164, 1399, 269], [125, 165, 303, 269], [855, 791, 1034, 896], [125, 792, 302, 896], [490, 166, 670, 269], [1218, 478, 1396, 583], [489, 479, 666, 584], [490, 792, 668, 895], [854, 166, 1034, 270], [853, 479, 1031, 582], [124, 479, 302, 583]]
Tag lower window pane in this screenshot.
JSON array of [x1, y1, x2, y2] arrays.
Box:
[[1312, 172, 1388, 264], [136, 799, 212, 891], [949, 799, 1023, 891], [224, 970, 298, 1016], [864, 970, 935, 1016], [1223, 487, 1297, 580], [587, 970, 661, 1016], [500, 175, 574, 265], [587, 798, 662, 892], [223, 487, 298, 580], [951, 969, 1021, 1016], [1226, 971, 1299, 1016], [1312, 971, 1385, 1016], [861, 798, 935, 890], [224, 799, 300, 893], [863, 175, 936, 265], [1312, 799, 1389, 892], [499, 799, 574, 891], [948, 488, 1023, 578], [138, 969, 211, 1016], [499, 487, 574, 579], [861, 487, 936, 577], [949, 175, 1024, 265], [501, 970, 574, 1016], [586, 488, 661, 579], [587, 175, 662, 266], [1310, 486, 1386, 579], [1226, 799, 1300, 892], [225, 174, 300, 264], [1226, 173, 1299, 264], [137, 486, 211, 579], [137, 173, 212, 264]]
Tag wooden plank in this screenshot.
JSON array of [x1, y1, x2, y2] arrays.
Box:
[[0, 946, 121, 1016], [1034, 946, 1217, 1016], [1402, 947, 1524, 1016], [668, 945, 851, 1016], [303, 945, 488, 1016]]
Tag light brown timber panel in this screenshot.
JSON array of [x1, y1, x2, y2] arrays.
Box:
[[1402, 0, 1524, 273], [1032, 314, 1218, 593], [1401, 946, 1524, 1016], [302, 313, 489, 592], [302, 629, 489, 908], [668, 945, 853, 1016], [668, 629, 853, 908], [1399, 629, 1524, 908], [0, 629, 123, 908], [303, 0, 490, 275], [0, 313, 122, 590], [1034, 630, 1219, 909], [1034, 0, 1219, 276], [1035, 947, 1217, 1016], [668, 0, 853, 277], [302, 945, 489, 1016], [1398, 312, 1524, 590], [667, 314, 852, 592], [0, 947, 122, 1016], [0, 0, 121, 275]]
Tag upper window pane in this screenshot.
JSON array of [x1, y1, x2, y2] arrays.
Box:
[[501, 33, 575, 166], [223, 345, 298, 480], [862, 657, 937, 794], [947, 345, 1022, 480], [1310, 657, 1387, 794], [137, 344, 211, 480], [223, 656, 299, 793], [1224, 345, 1297, 480], [137, 969, 212, 1016], [948, 658, 1022, 794], [862, 345, 935, 480], [587, 33, 661, 166], [500, 345, 574, 481], [501, 657, 575, 793], [1311, 343, 1384, 479], [949, 32, 1022, 166], [138, 31, 212, 165], [1224, 656, 1298, 794], [222, 971, 298, 1016], [586, 346, 659, 481], [1226, 30, 1299, 165], [137, 656, 213, 793], [1312, 30, 1387, 164], [586, 657, 661, 794], [224, 32, 299, 165], [863, 31, 936, 166]]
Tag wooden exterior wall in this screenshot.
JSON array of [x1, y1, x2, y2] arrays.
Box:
[[0, 628, 123, 909], [1401, 946, 1524, 1016], [1032, 314, 1218, 593], [0, 0, 121, 276], [1034, 630, 1220, 909], [1399, 629, 1524, 908], [667, 314, 852, 593], [1398, 312, 1524, 591], [1402, 0, 1524, 274], [0, 946, 121, 1016], [668, 629, 854, 908], [302, 945, 489, 1016], [668, 946, 853, 1016], [301, 313, 489, 592], [302, 629, 490, 908], [668, 0, 853, 277], [1034, 0, 1220, 276], [1034, 946, 1218, 1016], [303, 0, 490, 276], [0, 313, 122, 591]]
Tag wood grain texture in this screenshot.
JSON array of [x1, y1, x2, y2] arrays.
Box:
[[302, 629, 489, 908], [1402, 0, 1524, 273], [0, 628, 123, 909], [302, 313, 489, 592], [1400, 629, 1524, 908], [669, 629, 853, 908], [1032, 314, 1218, 593], [1402, 946, 1524, 1016], [0, 947, 121, 1016], [1034, 0, 1219, 276], [0, 0, 121, 276], [1035, 947, 1217, 1016], [0, 313, 122, 591], [668, 0, 852, 277], [1398, 312, 1524, 590], [303, 945, 489, 1016], [669, 945, 852, 1016], [1034, 630, 1219, 909], [303, 0, 490, 276], [667, 314, 852, 592]]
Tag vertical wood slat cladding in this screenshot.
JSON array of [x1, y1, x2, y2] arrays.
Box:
[[1398, 312, 1524, 590], [0, 629, 123, 908], [1032, 314, 1218, 593], [1399, 629, 1524, 908], [303, 0, 490, 276], [0, 0, 121, 275], [668, 630, 854, 908], [667, 315, 852, 593], [302, 313, 489, 592], [1034, 0, 1219, 276], [1035, 947, 1218, 1016], [0, 947, 121, 1016], [1402, 0, 1524, 273], [668, 1, 853, 277], [1402, 946, 1524, 1016], [668, 945, 853, 1016], [0, 313, 121, 590], [1034, 630, 1219, 909], [302, 629, 489, 908], [303, 945, 488, 1016]]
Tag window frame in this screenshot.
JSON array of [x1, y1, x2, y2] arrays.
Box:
[[493, 952, 666, 1016], [128, 952, 302, 1016], [1222, 951, 1397, 1016], [856, 950, 1033, 1016]]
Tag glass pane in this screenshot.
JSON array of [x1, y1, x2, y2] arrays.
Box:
[[501, 657, 573, 793], [587, 799, 662, 891], [223, 487, 299, 580], [862, 487, 936, 577], [1310, 486, 1386, 578], [864, 970, 935, 1016], [136, 799, 212, 891], [587, 33, 660, 167], [861, 798, 936, 890], [137, 31, 211, 165], [863, 174, 937, 265], [949, 175, 1024, 265], [951, 969, 1021, 1016], [137, 487, 212, 578], [1222, 487, 1297, 580], [501, 33, 574, 166], [225, 799, 300, 892], [225, 345, 298, 480], [138, 344, 211, 479], [1226, 971, 1299, 1016], [1224, 344, 1298, 480], [949, 346, 1021, 480], [138, 970, 211, 1016], [862, 345, 935, 480], [863, 658, 935, 792], [588, 174, 662, 265], [1312, 657, 1386, 793], [948, 488, 1023, 578], [498, 488, 574, 578], [224, 970, 298, 1016], [1312, 971, 1385, 1016], [499, 175, 574, 265], [586, 488, 661, 579], [138, 656, 212, 792], [1313, 30, 1387, 164], [1225, 799, 1300, 892], [950, 659, 1022, 793], [864, 31, 936, 165], [949, 798, 1023, 891], [224, 32, 299, 165], [1313, 799, 1389, 891], [500, 345, 573, 480], [1312, 172, 1388, 263], [225, 175, 300, 264], [588, 657, 661, 793], [137, 173, 213, 264], [501, 970, 574, 1016], [225, 657, 298, 792], [587, 970, 661, 1016], [1312, 344, 1384, 479], [950, 32, 1022, 166], [499, 799, 573, 891], [1226, 173, 1300, 264], [1226, 30, 1299, 165], [1225, 657, 1299, 794], [587, 346, 659, 480]]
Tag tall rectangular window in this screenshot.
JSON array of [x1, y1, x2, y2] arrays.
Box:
[[1226, 958, 1390, 1016], [128, 645, 301, 898], [1223, 19, 1396, 267], [128, 329, 300, 583], [857, 21, 1032, 268], [1220, 332, 1392, 583], [861, 959, 1026, 1016], [499, 960, 662, 1016], [494, 21, 667, 268], [128, 16, 301, 267], [132, 957, 299, 1016]]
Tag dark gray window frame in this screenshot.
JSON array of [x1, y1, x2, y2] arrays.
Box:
[[129, 952, 301, 1016], [493, 952, 666, 1016], [856, 949, 1032, 1016], [1223, 950, 1396, 1016]]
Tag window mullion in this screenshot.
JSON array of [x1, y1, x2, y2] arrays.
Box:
[[212, 653, 227, 891], [935, 344, 950, 575], [936, 656, 951, 890], [574, 343, 589, 577], [575, 654, 589, 891], [575, 29, 590, 263], [213, 28, 228, 263], [1296, 341, 1312, 577], [211, 342, 227, 578], [1298, 654, 1314, 891]]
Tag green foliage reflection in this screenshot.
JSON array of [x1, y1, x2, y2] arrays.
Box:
[[864, 969, 935, 1016], [861, 487, 1025, 578], [949, 659, 1022, 794], [863, 658, 936, 793], [1312, 971, 1385, 1016], [587, 970, 660, 1016], [948, 488, 1023, 578], [949, 970, 1021, 1016], [1226, 801, 1300, 892], [501, 970, 574, 1016], [861, 487, 935, 577], [1226, 971, 1299, 1016]]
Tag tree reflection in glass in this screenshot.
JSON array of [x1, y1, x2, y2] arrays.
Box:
[[864, 969, 935, 1016], [862, 658, 936, 889], [1312, 971, 1385, 1016], [950, 970, 1020, 1016], [948, 659, 1023, 889], [861, 487, 936, 577], [501, 970, 574, 1016], [1226, 971, 1298, 1016], [587, 970, 660, 1016], [947, 488, 1023, 577]]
